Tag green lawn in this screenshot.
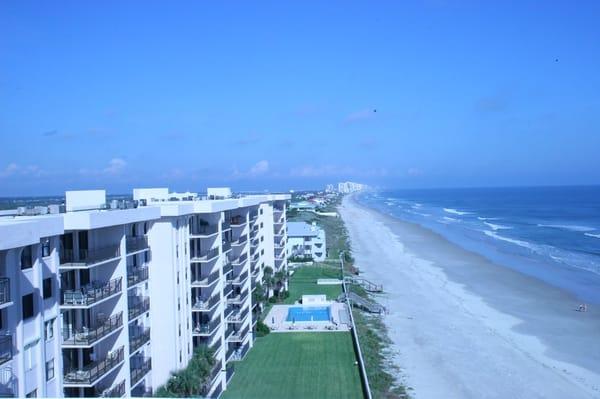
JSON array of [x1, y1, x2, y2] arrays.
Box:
[[222, 332, 363, 399], [285, 266, 343, 304]]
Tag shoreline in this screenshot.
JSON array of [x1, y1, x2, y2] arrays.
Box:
[[340, 194, 600, 399]]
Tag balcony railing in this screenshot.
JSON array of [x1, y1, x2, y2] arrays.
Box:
[[227, 306, 249, 323], [130, 358, 152, 387], [193, 316, 221, 336], [62, 277, 122, 307], [0, 335, 12, 366], [62, 312, 123, 346], [192, 292, 220, 311], [189, 224, 218, 237], [128, 297, 150, 320], [200, 363, 222, 396], [126, 236, 149, 254], [226, 364, 235, 383], [60, 245, 121, 268], [227, 271, 248, 286], [230, 343, 250, 361], [227, 326, 249, 343], [222, 241, 232, 253], [232, 234, 248, 247], [232, 253, 248, 266], [63, 346, 124, 386], [191, 270, 220, 287], [127, 267, 149, 287], [98, 379, 126, 397], [227, 290, 248, 305], [0, 278, 10, 306], [129, 327, 151, 353], [222, 220, 231, 231], [191, 247, 220, 262], [230, 216, 246, 226]]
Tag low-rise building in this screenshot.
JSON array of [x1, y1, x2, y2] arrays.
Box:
[[286, 222, 326, 262]]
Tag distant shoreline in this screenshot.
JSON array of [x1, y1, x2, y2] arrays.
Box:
[[340, 194, 600, 399]]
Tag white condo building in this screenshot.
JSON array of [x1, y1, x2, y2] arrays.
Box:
[[285, 222, 326, 262], [0, 187, 289, 398], [337, 182, 366, 194]]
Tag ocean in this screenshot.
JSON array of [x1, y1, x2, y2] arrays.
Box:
[[356, 186, 600, 304]]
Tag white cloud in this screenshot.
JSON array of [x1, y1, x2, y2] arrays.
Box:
[[103, 158, 127, 175], [0, 163, 44, 178], [249, 160, 269, 176]]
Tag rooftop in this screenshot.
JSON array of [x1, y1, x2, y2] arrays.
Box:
[[287, 222, 321, 238]]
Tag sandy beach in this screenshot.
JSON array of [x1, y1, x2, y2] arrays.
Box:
[[340, 196, 600, 399]]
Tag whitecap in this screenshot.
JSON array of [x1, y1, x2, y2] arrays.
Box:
[[444, 208, 471, 216], [483, 230, 535, 251], [477, 216, 500, 221], [443, 216, 459, 222], [537, 224, 596, 232], [484, 222, 512, 231], [584, 232, 600, 239]]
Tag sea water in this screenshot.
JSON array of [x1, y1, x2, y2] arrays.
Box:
[[357, 186, 600, 304]]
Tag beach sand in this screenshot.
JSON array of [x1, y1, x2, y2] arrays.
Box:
[[340, 196, 600, 399]]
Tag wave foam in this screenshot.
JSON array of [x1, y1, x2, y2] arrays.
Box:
[[444, 208, 471, 216], [584, 232, 600, 239], [443, 216, 459, 222], [537, 224, 596, 232], [484, 222, 512, 231], [477, 216, 500, 221], [483, 230, 535, 251]]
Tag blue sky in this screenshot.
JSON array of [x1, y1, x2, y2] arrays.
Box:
[[1, 1, 599, 195]]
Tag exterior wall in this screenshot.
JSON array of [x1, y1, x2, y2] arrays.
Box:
[[0, 189, 289, 398]]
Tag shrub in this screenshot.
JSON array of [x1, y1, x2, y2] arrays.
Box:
[[255, 320, 270, 337]]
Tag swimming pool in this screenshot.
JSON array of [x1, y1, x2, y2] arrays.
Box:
[[286, 306, 331, 322]]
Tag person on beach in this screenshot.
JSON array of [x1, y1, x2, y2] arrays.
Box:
[[578, 303, 588, 312]]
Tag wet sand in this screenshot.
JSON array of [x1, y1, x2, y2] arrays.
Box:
[[340, 195, 600, 399]]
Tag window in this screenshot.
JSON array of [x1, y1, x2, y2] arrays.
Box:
[[179, 350, 182, 363], [20, 246, 33, 270], [46, 359, 55, 381], [43, 278, 52, 299], [143, 222, 149, 234], [260, 236, 264, 242], [41, 239, 51, 257], [24, 342, 37, 371], [176, 245, 179, 259], [178, 299, 181, 311], [177, 272, 180, 285], [178, 324, 181, 336], [261, 249, 264, 255], [22, 293, 34, 320], [260, 209, 263, 215], [44, 319, 54, 341], [260, 222, 264, 228]]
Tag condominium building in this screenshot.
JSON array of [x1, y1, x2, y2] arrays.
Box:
[[337, 182, 367, 194], [0, 187, 289, 398], [286, 222, 326, 262]]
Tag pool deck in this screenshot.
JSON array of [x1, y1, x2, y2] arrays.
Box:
[[265, 302, 351, 332]]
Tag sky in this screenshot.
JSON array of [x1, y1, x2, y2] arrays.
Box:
[[1, 1, 600, 196]]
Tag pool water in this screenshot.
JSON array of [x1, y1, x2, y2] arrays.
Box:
[[286, 306, 331, 322]]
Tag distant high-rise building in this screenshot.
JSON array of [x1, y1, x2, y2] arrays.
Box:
[[325, 184, 335, 193], [337, 181, 367, 193]]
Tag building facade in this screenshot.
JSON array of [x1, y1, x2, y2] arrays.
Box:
[[0, 187, 289, 398], [285, 222, 326, 262]]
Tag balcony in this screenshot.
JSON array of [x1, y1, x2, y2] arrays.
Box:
[[130, 358, 152, 387], [230, 216, 246, 227], [191, 270, 220, 287], [232, 253, 248, 267], [192, 293, 220, 312], [229, 342, 250, 361], [191, 247, 220, 263], [62, 277, 122, 308], [60, 245, 121, 269], [62, 312, 123, 347], [200, 363, 222, 397], [98, 379, 126, 397], [226, 364, 235, 383], [189, 224, 218, 238], [0, 278, 10, 308], [231, 234, 248, 248], [227, 271, 248, 286], [126, 236, 149, 254], [223, 283, 233, 298], [222, 220, 231, 231], [227, 306, 249, 323], [128, 297, 150, 321], [63, 346, 125, 386], [227, 290, 248, 305], [223, 263, 233, 277], [129, 327, 151, 354], [127, 267, 149, 287], [0, 335, 12, 366], [227, 326, 249, 343], [222, 241, 232, 253], [193, 316, 221, 336]]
